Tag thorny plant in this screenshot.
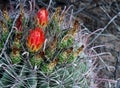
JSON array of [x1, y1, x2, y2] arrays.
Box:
[[0, 0, 120, 88]]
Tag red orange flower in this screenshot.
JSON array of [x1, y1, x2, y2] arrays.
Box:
[[36, 8, 48, 27], [27, 27, 45, 52]]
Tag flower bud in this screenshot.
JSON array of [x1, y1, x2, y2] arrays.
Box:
[[36, 8, 48, 28], [27, 27, 45, 52]]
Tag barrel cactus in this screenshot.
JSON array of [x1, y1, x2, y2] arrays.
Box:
[[0, 1, 108, 88]]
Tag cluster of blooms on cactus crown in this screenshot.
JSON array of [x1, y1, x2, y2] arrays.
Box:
[[26, 8, 48, 52]]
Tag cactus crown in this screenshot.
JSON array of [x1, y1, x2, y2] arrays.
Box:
[[0, 3, 106, 88]]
